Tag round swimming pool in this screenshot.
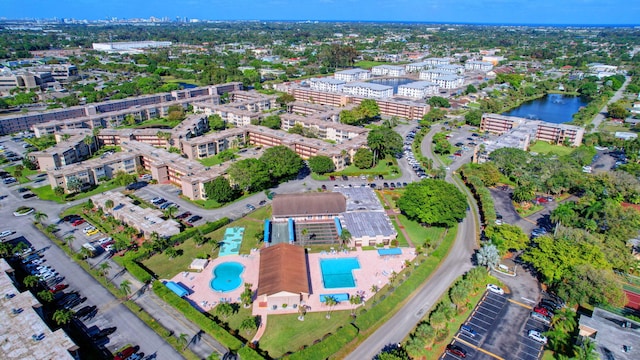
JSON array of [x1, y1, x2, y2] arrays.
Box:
[[210, 262, 244, 293]]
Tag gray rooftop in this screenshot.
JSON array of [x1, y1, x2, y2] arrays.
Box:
[[341, 212, 396, 239], [335, 68, 369, 75], [579, 307, 640, 360], [343, 82, 393, 91], [332, 187, 384, 212], [399, 81, 438, 89], [311, 77, 346, 85]]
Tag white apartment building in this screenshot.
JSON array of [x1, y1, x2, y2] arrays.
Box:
[[434, 75, 464, 89], [424, 57, 450, 66], [419, 69, 453, 81], [397, 81, 439, 99], [309, 77, 346, 92], [371, 65, 406, 77], [342, 82, 393, 98], [92, 41, 172, 52], [405, 61, 431, 73], [334, 68, 371, 82], [435, 64, 465, 75], [465, 61, 494, 72]]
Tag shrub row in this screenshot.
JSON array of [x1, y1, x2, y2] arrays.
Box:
[[286, 324, 359, 360], [169, 217, 230, 245], [459, 168, 496, 225], [121, 258, 153, 283]]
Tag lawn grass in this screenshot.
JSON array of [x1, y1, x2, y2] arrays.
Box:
[[390, 218, 409, 247], [260, 310, 353, 358], [31, 184, 63, 203], [397, 214, 445, 248], [198, 156, 225, 167], [436, 154, 454, 166], [515, 202, 544, 217], [142, 206, 271, 278], [353, 60, 392, 69], [31, 180, 124, 203], [217, 305, 258, 341], [528, 141, 573, 156], [331, 156, 400, 179], [161, 76, 199, 86], [4, 164, 39, 183]]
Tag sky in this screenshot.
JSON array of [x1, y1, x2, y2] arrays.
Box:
[[6, 0, 640, 25]]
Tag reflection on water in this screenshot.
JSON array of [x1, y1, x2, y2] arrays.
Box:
[[502, 94, 588, 124]]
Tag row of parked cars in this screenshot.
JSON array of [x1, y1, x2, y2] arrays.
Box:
[[151, 197, 203, 224], [20, 247, 67, 288], [403, 127, 429, 180]]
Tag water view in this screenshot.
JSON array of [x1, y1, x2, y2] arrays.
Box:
[[368, 77, 415, 94], [502, 93, 588, 124]]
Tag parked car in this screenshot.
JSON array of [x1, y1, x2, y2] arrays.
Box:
[[125, 181, 147, 191], [530, 311, 551, 325], [187, 215, 202, 223], [87, 228, 100, 236], [82, 226, 96, 234], [246, 204, 256, 211], [49, 284, 68, 293], [486, 284, 504, 295], [114, 346, 138, 360], [528, 329, 548, 344], [533, 306, 553, 317], [176, 212, 192, 220], [72, 219, 86, 227], [445, 344, 467, 358], [0, 230, 15, 239], [22, 193, 36, 199], [459, 324, 478, 338]]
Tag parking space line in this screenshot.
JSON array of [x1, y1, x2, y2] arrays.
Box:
[[454, 337, 505, 360], [508, 298, 534, 309]]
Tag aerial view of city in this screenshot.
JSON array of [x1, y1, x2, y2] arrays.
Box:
[[1, 1, 639, 359]]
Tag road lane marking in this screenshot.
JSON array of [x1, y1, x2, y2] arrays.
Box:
[[508, 298, 533, 309], [454, 337, 505, 360]]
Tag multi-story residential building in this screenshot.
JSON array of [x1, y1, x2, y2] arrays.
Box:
[[334, 68, 371, 82], [465, 60, 494, 72], [309, 77, 346, 92], [0, 70, 52, 91], [404, 61, 431, 73], [480, 113, 585, 147], [435, 64, 465, 75], [0, 259, 78, 360], [433, 75, 465, 89], [371, 65, 406, 77], [287, 102, 342, 122], [30, 129, 95, 170], [419, 69, 453, 81], [192, 91, 277, 127], [342, 82, 394, 98], [351, 97, 429, 120], [291, 87, 347, 107], [92, 41, 172, 52], [424, 57, 450, 66], [180, 128, 247, 160], [397, 81, 439, 99], [280, 113, 368, 142]]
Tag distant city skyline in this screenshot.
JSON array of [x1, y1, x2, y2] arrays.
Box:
[[5, 0, 640, 26]]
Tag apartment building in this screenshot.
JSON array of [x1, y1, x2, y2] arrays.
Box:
[[405, 61, 429, 72], [419, 69, 453, 81], [481, 113, 585, 147], [371, 65, 406, 77], [424, 57, 450, 66], [342, 82, 394, 98], [465, 60, 494, 72], [180, 128, 247, 160], [192, 90, 278, 127], [33, 117, 103, 137], [434, 75, 465, 89], [309, 77, 346, 93], [0, 259, 78, 360], [351, 97, 429, 120], [291, 87, 347, 107], [280, 113, 368, 142], [287, 102, 342, 122], [397, 81, 439, 99], [92, 191, 180, 239], [30, 129, 95, 170], [435, 64, 465, 75], [334, 68, 371, 82]]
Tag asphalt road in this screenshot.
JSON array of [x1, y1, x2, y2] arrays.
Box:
[[346, 125, 479, 360], [589, 75, 631, 133]]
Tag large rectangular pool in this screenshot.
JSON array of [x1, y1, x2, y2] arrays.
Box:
[[320, 257, 360, 289]]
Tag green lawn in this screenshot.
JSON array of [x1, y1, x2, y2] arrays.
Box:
[[4, 165, 39, 183], [260, 310, 354, 358], [31, 180, 124, 203], [161, 76, 199, 86], [198, 156, 225, 167], [31, 184, 62, 203], [390, 218, 409, 247], [528, 141, 573, 156], [143, 206, 271, 279], [333, 156, 400, 179], [214, 305, 258, 342], [397, 214, 445, 248], [353, 61, 392, 69]]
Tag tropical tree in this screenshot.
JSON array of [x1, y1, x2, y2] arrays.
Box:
[[33, 211, 48, 225], [397, 180, 467, 227], [177, 333, 189, 350], [120, 279, 132, 298], [45, 224, 57, 233], [0, 242, 11, 258], [353, 148, 374, 169], [450, 279, 471, 311], [240, 283, 253, 308], [52, 309, 74, 326], [308, 155, 335, 174], [84, 135, 95, 157], [193, 230, 207, 247], [164, 206, 176, 219], [165, 247, 178, 259], [23, 275, 40, 288], [259, 145, 304, 182], [429, 308, 447, 330], [98, 262, 111, 277], [216, 302, 233, 320], [415, 322, 437, 349], [324, 296, 338, 319], [367, 127, 402, 164], [370, 284, 379, 303], [37, 290, 55, 303], [53, 186, 65, 196], [204, 176, 237, 203], [476, 244, 500, 269], [240, 317, 258, 336], [405, 335, 427, 358], [573, 338, 598, 360], [339, 229, 352, 249], [105, 199, 114, 210], [349, 294, 362, 316]]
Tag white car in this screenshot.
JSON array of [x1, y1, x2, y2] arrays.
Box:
[[96, 237, 112, 245], [487, 284, 505, 295], [82, 225, 96, 234], [0, 230, 15, 238], [528, 330, 548, 344]]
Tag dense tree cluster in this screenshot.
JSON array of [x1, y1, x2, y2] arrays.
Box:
[[339, 99, 380, 126], [397, 179, 467, 227]]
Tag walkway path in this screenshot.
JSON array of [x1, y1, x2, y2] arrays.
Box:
[[589, 75, 631, 133], [346, 125, 480, 359]]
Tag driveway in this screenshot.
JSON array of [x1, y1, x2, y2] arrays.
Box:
[[590, 75, 631, 133]]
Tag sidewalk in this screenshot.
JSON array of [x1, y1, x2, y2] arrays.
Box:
[[97, 256, 229, 358]]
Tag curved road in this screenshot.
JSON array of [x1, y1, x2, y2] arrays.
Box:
[[346, 125, 479, 360], [589, 75, 631, 133]]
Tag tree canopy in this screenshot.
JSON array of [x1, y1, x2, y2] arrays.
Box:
[[308, 155, 335, 174], [228, 158, 271, 193], [204, 176, 238, 203], [397, 179, 467, 227], [353, 148, 374, 169], [260, 145, 304, 182], [367, 127, 402, 164]]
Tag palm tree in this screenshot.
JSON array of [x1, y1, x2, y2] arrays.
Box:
[[0, 242, 11, 258], [164, 206, 176, 219], [98, 262, 111, 277], [33, 211, 48, 225], [64, 235, 75, 248], [105, 199, 114, 211], [84, 135, 95, 157], [52, 309, 74, 326], [324, 296, 337, 319], [37, 290, 55, 303], [23, 275, 40, 288], [240, 283, 253, 308], [216, 302, 233, 320], [370, 284, 379, 303], [573, 338, 598, 360], [339, 229, 352, 249], [240, 317, 258, 336], [120, 280, 132, 299], [300, 228, 308, 245], [177, 333, 189, 350], [349, 294, 362, 316], [45, 224, 57, 233]]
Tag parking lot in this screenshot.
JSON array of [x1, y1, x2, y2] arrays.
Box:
[[443, 289, 547, 360]]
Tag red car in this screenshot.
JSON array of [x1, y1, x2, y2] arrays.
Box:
[[49, 283, 68, 293], [176, 211, 192, 220], [71, 219, 86, 226], [445, 344, 467, 358], [533, 306, 552, 317], [114, 346, 137, 360], [101, 240, 115, 249]]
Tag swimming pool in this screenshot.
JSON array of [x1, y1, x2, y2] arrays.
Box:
[[320, 257, 360, 289], [378, 248, 402, 256], [210, 262, 244, 292], [219, 227, 244, 256]]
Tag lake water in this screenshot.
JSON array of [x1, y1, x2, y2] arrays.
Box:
[[502, 93, 588, 124], [178, 82, 197, 89], [367, 77, 415, 94]]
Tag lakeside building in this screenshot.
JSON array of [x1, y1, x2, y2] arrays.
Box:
[[342, 82, 394, 99], [434, 74, 465, 89], [465, 60, 494, 72], [434, 64, 465, 75], [0, 259, 78, 360], [371, 65, 406, 77], [334, 68, 371, 82], [397, 81, 439, 99], [308, 77, 346, 93]]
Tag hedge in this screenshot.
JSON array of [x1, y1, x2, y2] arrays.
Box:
[[238, 346, 265, 360], [121, 258, 153, 283], [169, 217, 230, 245], [286, 324, 359, 360], [459, 167, 496, 225], [152, 281, 245, 351]]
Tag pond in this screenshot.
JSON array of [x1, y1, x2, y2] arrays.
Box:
[[502, 93, 588, 124], [367, 77, 415, 94], [178, 82, 197, 89]]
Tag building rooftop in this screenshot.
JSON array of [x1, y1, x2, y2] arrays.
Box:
[[272, 192, 346, 218], [399, 81, 438, 89], [579, 307, 640, 360], [0, 259, 77, 360], [332, 187, 384, 212], [335, 68, 369, 75], [257, 243, 310, 296], [310, 77, 346, 85], [434, 74, 464, 81], [341, 212, 396, 239], [343, 82, 393, 91]]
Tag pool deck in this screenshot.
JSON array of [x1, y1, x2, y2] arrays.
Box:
[[170, 251, 260, 312]]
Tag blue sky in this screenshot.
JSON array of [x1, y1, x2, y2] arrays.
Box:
[[7, 0, 639, 25]]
